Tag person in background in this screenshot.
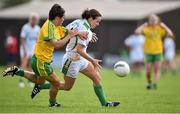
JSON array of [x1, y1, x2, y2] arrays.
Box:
[[5, 31, 18, 66], [163, 36, 176, 73], [135, 14, 174, 89], [19, 12, 40, 88], [124, 34, 144, 77]]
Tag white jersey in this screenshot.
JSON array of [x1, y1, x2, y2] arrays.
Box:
[[164, 37, 175, 60], [125, 34, 145, 63], [62, 19, 92, 78], [20, 23, 40, 57], [65, 19, 92, 59]]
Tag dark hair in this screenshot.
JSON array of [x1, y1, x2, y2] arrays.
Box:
[[49, 4, 65, 20], [81, 9, 102, 20]]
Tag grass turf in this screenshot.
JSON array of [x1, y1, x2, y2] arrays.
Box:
[[0, 67, 180, 113]]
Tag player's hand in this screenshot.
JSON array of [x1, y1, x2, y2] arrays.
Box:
[[92, 59, 102, 71], [68, 29, 78, 38], [78, 32, 88, 40], [90, 33, 98, 43]]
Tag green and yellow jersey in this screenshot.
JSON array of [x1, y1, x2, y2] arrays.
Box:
[[34, 19, 68, 63], [143, 25, 165, 54]]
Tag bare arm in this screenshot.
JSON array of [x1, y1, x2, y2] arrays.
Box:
[[76, 44, 102, 70], [50, 29, 78, 49], [160, 22, 174, 37], [135, 23, 148, 34]]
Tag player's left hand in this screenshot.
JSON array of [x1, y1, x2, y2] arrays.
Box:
[[92, 59, 102, 71], [91, 33, 98, 43]]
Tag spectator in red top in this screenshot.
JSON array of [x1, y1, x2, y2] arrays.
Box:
[[5, 31, 18, 66]]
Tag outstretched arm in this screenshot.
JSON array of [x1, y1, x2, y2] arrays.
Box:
[[135, 23, 147, 34], [160, 22, 174, 37], [76, 44, 102, 71], [50, 29, 78, 49]]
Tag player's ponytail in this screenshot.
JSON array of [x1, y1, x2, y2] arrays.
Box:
[[81, 9, 102, 20]]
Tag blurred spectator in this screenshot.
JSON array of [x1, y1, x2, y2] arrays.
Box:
[[124, 34, 144, 75], [5, 31, 18, 66], [163, 36, 176, 72], [19, 12, 40, 88], [135, 14, 174, 89]]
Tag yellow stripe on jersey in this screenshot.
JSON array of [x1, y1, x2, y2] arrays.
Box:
[[34, 19, 68, 63], [143, 25, 165, 54]]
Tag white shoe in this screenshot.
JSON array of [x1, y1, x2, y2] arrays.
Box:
[[19, 82, 25, 88]]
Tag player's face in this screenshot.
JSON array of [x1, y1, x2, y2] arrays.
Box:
[[30, 16, 39, 26], [89, 16, 101, 29], [148, 15, 159, 26], [55, 16, 64, 26]]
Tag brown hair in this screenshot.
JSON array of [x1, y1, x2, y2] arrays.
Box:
[[81, 9, 102, 20]]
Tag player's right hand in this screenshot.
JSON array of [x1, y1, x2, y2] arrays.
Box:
[[68, 29, 78, 38]]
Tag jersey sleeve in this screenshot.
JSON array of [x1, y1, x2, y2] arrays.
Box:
[[20, 25, 27, 39], [66, 20, 85, 32], [60, 26, 68, 39]]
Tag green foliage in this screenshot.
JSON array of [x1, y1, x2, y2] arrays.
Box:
[[0, 68, 180, 113]]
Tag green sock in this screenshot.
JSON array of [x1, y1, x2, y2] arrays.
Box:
[[94, 85, 107, 106], [15, 69, 24, 77], [40, 83, 51, 89]]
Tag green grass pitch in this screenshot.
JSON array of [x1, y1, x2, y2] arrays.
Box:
[[0, 67, 180, 113]]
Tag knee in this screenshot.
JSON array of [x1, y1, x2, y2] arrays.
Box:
[[37, 81, 44, 85], [36, 79, 45, 85], [51, 82, 61, 89], [64, 86, 72, 91]]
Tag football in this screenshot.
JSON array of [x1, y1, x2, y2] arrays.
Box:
[[114, 61, 130, 77]]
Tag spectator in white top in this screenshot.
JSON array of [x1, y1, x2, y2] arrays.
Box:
[[125, 34, 145, 72], [163, 36, 176, 72], [19, 12, 40, 88]]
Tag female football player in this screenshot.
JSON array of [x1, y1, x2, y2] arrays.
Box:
[[135, 14, 174, 89]]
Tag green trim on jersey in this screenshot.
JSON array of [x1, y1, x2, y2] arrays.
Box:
[[83, 22, 90, 30], [43, 20, 54, 41], [31, 55, 53, 77]]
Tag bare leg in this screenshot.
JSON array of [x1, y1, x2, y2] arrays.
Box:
[[58, 76, 76, 91], [80, 62, 108, 106], [146, 63, 152, 84], [44, 73, 60, 101], [153, 61, 161, 84]]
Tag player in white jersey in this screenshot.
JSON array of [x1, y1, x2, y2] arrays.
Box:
[[163, 36, 176, 71], [125, 34, 144, 73], [19, 12, 40, 88], [60, 9, 119, 107]]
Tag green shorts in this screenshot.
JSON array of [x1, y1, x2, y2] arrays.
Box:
[[31, 55, 53, 77], [145, 53, 163, 63]]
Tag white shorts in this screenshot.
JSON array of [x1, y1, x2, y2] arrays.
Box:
[[62, 54, 89, 78], [165, 52, 175, 61], [20, 46, 34, 58]]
